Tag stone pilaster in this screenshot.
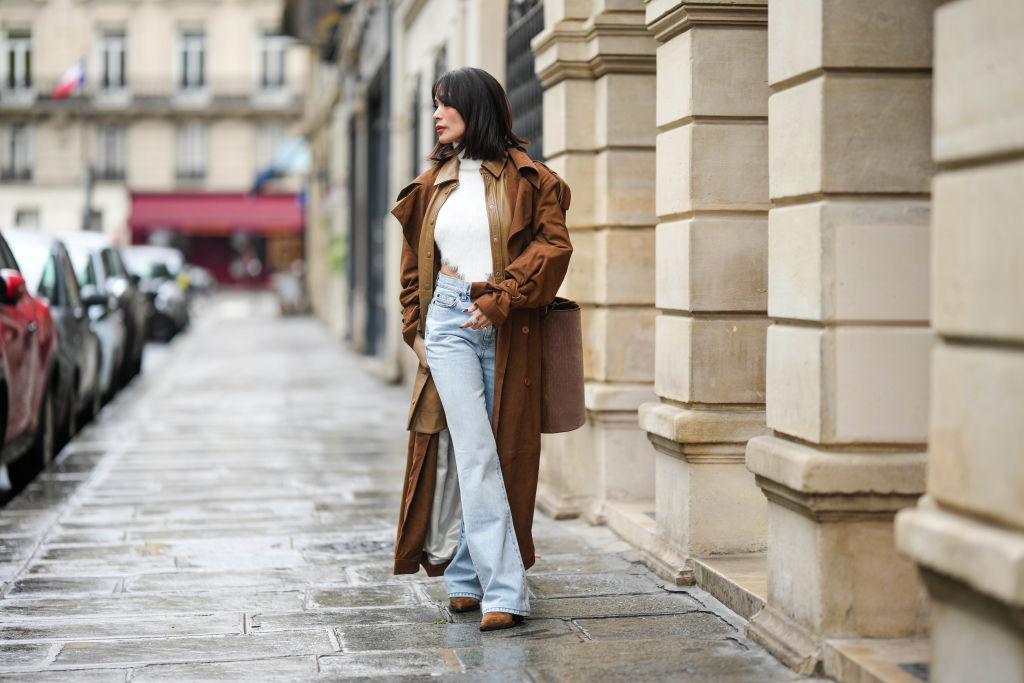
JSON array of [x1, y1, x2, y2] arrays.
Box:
[[896, 2, 1024, 681], [533, 0, 659, 523], [746, 0, 936, 672], [638, 0, 771, 586]]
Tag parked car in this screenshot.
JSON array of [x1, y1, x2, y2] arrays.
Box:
[[62, 232, 147, 391], [0, 230, 58, 470], [122, 245, 190, 342], [4, 229, 102, 446], [62, 235, 128, 403]]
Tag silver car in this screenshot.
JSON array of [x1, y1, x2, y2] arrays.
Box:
[[62, 233, 133, 402]]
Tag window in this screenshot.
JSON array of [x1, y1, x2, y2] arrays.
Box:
[[5, 29, 32, 90], [176, 122, 206, 180], [37, 254, 57, 303], [1, 124, 32, 180], [179, 29, 205, 90], [61, 251, 81, 307], [259, 31, 287, 90], [96, 125, 126, 180], [101, 248, 123, 278], [14, 207, 38, 227], [99, 29, 126, 90], [255, 124, 285, 170]]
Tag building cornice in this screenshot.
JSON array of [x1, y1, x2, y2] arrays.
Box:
[[646, 2, 767, 44], [534, 13, 656, 88]]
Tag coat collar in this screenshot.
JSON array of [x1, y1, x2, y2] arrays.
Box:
[[432, 152, 525, 186], [508, 147, 540, 188]]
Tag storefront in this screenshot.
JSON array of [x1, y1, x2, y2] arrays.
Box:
[[128, 192, 304, 287]]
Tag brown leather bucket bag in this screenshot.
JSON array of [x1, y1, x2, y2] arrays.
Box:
[[540, 297, 586, 433]]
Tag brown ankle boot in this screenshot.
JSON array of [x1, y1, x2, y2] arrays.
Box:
[[480, 611, 525, 632], [449, 596, 480, 613]]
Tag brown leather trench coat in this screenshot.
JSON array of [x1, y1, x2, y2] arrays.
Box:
[[391, 147, 572, 575]]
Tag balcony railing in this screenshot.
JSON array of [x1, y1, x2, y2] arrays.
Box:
[[0, 78, 302, 114]]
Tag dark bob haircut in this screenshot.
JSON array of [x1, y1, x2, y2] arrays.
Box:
[[429, 67, 527, 163]]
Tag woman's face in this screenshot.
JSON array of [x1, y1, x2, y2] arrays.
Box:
[[433, 97, 466, 145]]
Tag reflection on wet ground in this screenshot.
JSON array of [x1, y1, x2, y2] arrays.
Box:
[[0, 293, 820, 681]]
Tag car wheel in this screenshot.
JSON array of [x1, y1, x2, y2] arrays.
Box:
[[31, 388, 56, 468], [151, 314, 174, 343]]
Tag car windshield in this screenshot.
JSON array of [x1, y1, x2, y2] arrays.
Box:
[[3, 234, 51, 298]]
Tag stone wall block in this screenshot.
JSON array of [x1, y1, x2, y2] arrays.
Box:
[[768, 78, 823, 199], [767, 0, 823, 86], [585, 307, 657, 382], [657, 123, 768, 217], [929, 344, 1024, 531], [546, 153, 596, 228], [560, 229, 597, 304], [770, 76, 932, 200], [691, 122, 768, 211], [656, 26, 768, 127], [932, 160, 1024, 343], [655, 124, 693, 217], [768, 201, 931, 323], [934, 0, 1024, 163], [766, 326, 932, 444], [769, 0, 938, 85], [655, 315, 768, 404], [595, 73, 657, 148], [542, 78, 597, 157], [595, 149, 658, 226], [656, 217, 768, 313], [595, 227, 656, 305], [821, 75, 933, 194], [691, 26, 768, 118], [655, 28, 694, 126]]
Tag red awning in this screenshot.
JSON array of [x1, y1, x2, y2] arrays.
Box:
[[129, 192, 304, 236]]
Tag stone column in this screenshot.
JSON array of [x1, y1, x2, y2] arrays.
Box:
[[637, 0, 771, 586], [897, 3, 1024, 681], [533, 0, 659, 525], [745, 0, 935, 672]]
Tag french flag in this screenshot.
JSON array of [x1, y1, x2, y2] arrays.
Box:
[[52, 59, 86, 99]]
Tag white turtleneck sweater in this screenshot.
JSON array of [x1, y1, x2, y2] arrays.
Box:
[[434, 156, 493, 283]]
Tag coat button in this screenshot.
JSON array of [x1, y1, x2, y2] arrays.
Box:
[[524, 377, 531, 386], [522, 326, 529, 334]]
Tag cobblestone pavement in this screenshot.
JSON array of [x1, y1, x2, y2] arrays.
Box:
[[0, 294, 820, 681]]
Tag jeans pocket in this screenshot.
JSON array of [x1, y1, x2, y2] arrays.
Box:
[[432, 292, 459, 309]]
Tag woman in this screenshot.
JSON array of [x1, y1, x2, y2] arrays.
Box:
[[390, 67, 572, 632]]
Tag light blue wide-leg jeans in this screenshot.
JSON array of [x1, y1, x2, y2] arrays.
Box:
[[424, 273, 530, 617]]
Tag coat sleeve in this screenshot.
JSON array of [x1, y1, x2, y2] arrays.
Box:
[[392, 182, 424, 349], [471, 171, 572, 326]]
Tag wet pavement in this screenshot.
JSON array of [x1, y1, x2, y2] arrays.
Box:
[[0, 293, 820, 681]]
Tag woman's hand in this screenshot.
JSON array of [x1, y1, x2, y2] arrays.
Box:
[[461, 303, 493, 330], [413, 334, 429, 369]]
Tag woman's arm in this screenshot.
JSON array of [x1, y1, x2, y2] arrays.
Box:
[[470, 171, 572, 325]]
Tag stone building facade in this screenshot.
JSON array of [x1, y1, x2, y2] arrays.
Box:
[[0, 0, 307, 280], [300, 0, 1024, 679]]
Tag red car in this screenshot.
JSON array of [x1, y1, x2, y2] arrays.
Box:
[[0, 231, 57, 478]]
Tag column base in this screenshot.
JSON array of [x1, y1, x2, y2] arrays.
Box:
[[747, 603, 823, 675], [535, 482, 589, 520], [897, 498, 1024, 682], [640, 535, 695, 586], [537, 383, 656, 522], [745, 435, 928, 671]]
